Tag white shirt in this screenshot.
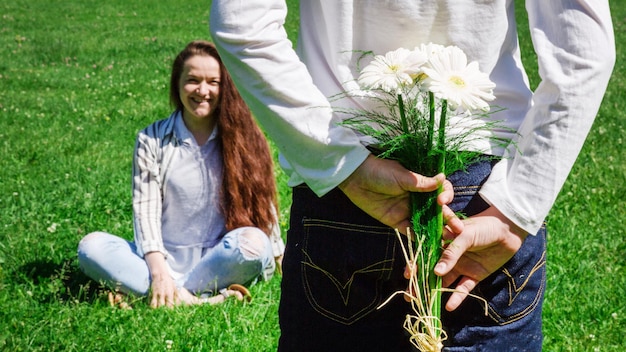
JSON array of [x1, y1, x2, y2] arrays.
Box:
[[209, 0, 615, 234], [162, 113, 224, 250], [132, 112, 225, 278], [132, 112, 284, 268]]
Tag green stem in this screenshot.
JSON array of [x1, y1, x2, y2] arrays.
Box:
[[428, 92, 436, 147], [409, 96, 448, 339], [437, 100, 448, 158], [398, 94, 409, 134], [430, 99, 447, 335]]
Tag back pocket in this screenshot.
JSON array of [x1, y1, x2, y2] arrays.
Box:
[[301, 218, 399, 325], [479, 226, 547, 325]]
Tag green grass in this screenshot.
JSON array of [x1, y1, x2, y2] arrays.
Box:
[[0, 1, 624, 351]]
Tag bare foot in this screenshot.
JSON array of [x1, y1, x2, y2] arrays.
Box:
[[197, 284, 252, 305], [227, 284, 252, 302], [176, 287, 203, 305], [107, 291, 132, 310]]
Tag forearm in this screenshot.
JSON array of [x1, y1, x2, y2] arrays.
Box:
[[209, 0, 370, 195], [480, 0, 615, 234]]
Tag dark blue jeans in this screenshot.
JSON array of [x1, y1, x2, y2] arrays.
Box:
[[278, 159, 546, 351]]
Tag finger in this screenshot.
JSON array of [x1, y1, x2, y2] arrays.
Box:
[[445, 276, 478, 311], [434, 233, 472, 276], [442, 226, 457, 243], [169, 289, 180, 306], [150, 294, 159, 308], [437, 179, 454, 205], [403, 264, 415, 279], [442, 205, 463, 234], [407, 172, 445, 193], [158, 294, 166, 308], [440, 270, 461, 288], [403, 282, 416, 303], [402, 264, 416, 302], [165, 294, 175, 308]]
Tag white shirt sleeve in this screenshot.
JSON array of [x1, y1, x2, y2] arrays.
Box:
[[210, 0, 615, 236], [479, 0, 615, 234], [209, 0, 370, 196]]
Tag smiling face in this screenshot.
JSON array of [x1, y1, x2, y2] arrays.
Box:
[[178, 54, 221, 127]]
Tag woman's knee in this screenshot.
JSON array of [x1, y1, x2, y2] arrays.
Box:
[[77, 232, 109, 257], [237, 227, 271, 260], [77, 231, 130, 266]]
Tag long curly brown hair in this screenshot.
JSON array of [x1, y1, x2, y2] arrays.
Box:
[[170, 40, 278, 236]]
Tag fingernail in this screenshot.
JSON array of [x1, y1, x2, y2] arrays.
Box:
[[435, 263, 445, 274]]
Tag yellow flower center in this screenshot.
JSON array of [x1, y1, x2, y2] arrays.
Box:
[[415, 73, 428, 81], [449, 75, 466, 88], [389, 64, 400, 72]]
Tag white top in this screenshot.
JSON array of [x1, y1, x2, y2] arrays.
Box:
[[163, 114, 225, 262], [209, 0, 615, 234], [132, 112, 285, 274]]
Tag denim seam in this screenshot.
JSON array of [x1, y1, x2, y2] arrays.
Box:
[[483, 223, 547, 326], [487, 249, 546, 325], [453, 185, 481, 196], [302, 250, 394, 306], [303, 218, 394, 234]]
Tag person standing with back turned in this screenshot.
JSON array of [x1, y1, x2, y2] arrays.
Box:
[[210, 1, 615, 350]]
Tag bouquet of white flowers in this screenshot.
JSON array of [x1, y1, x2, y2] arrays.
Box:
[[337, 43, 506, 351]]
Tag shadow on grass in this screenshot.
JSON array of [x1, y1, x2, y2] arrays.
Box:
[[13, 259, 105, 304]]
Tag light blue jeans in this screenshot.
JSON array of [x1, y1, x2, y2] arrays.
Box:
[[77, 227, 274, 296]]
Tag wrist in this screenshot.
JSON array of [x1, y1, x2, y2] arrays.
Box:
[[338, 155, 371, 192], [489, 206, 528, 240], [144, 251, 169, 276]]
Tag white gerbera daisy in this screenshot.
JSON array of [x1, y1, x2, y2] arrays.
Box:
[[422, 46, 495, 111], [417, 42, 446, 59], [358, 48, 428, 93]]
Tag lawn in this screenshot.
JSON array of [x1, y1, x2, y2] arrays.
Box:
[[0, 0, 624, 351]]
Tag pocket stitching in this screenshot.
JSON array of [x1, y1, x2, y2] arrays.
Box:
[[485, 245, 547, 325], [301, 219, 397, 325]]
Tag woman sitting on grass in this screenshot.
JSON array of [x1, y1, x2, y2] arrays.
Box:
[[77, 40, 284, 308]]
